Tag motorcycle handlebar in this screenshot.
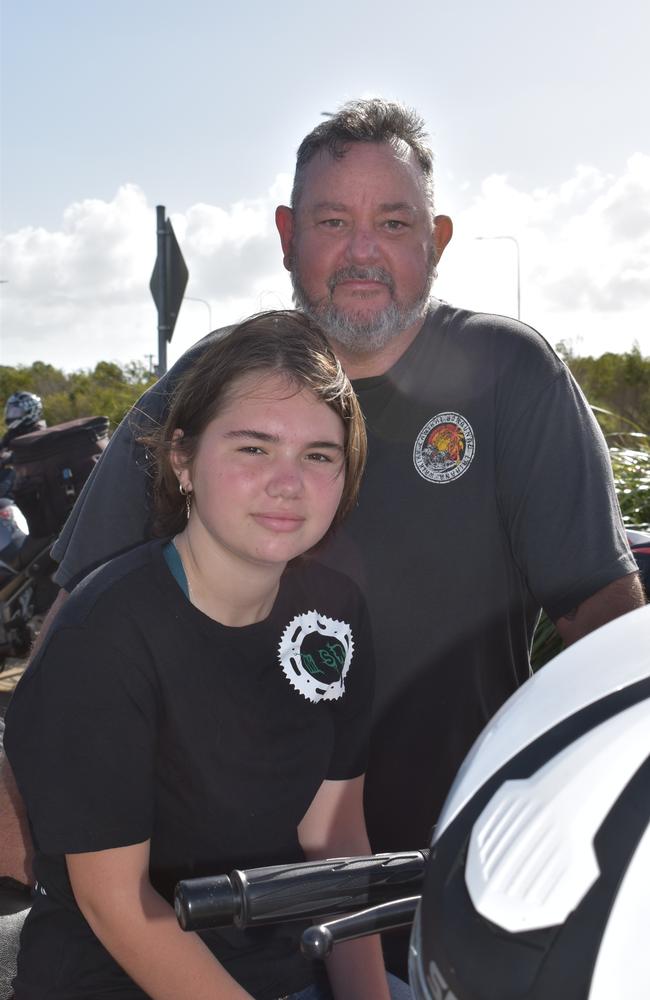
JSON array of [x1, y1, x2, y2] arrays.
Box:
[[174, 850, 429, 932], [301, 896, 422, 959]]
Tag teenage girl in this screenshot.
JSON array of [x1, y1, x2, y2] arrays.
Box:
[[6, 313, 407, 999]]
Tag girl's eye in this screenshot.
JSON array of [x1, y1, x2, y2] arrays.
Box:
[[306, 452, 333, 463]]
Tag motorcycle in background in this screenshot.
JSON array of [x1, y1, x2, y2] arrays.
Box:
[[0, 415, 110, 667]]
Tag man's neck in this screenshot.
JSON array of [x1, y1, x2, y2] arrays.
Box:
[[328, 315, 428, 380]]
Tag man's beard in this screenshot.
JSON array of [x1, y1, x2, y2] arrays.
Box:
[[290, 256, 437, 353]]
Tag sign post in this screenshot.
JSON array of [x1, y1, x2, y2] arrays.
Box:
[[150, 205, 189, 375]]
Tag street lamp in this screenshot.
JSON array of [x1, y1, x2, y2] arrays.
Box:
[[475, 235, 521, 320], [183, 296, 213, 332]]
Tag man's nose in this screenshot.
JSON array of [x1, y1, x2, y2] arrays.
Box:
[[345, 225, 380, 263]]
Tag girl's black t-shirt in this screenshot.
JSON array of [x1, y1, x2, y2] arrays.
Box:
[[5, 539, 374, 999]]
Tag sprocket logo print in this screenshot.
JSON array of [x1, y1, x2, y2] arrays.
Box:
[[413, 411, 475, 483], [278, 611, 353, 703]]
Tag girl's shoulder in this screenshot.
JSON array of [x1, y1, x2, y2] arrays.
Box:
[[57, 538, 170, 631]]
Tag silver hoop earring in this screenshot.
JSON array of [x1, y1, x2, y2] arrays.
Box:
[[179, 482, 192, 521]]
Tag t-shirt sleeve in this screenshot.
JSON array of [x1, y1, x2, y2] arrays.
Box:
[[326, 587, 375, 781], [495, 359, 637, 621], [5, 625, 159, 856]]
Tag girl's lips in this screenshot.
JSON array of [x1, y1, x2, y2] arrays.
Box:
[[252, 513, 306, 532]]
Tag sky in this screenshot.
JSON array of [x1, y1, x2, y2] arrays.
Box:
[[1, 0, 649, 373]]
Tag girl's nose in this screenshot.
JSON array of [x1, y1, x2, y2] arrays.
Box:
[[265, 462, 304, 499]]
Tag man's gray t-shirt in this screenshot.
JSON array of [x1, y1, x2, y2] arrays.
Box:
[[52, 301, 636, 853]]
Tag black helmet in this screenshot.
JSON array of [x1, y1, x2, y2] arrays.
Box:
[[4, 392, 44, 435], [410, 604, 650, 1000]]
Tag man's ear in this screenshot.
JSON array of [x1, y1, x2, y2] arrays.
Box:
[[433, 214, 453, 265], [275, 205, 295, 272]]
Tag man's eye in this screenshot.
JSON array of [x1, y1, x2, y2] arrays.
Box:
[[306, 452, 333, 463], [318, 218, 346, 229], [239, 446, 265, 455], [383, 220, 408, 230]]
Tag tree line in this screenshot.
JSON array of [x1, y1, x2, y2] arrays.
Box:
[[556, 342, 650, 441], [0, 360, 157, 435], [3, 345, 648, 443]]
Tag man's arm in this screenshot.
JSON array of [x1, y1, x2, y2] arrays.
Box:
[[492, 340, 641, 649], [0, 589, 70, 883], [555, 572, 646, 646], [298, 776, 392, 1000]]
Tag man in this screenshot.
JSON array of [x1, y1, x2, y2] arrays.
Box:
[[1, 99, 644, 967]]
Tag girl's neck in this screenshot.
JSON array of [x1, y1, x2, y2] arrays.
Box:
[[173, 528, 284, 627]]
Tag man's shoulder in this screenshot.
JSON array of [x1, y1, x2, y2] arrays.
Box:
[[137, 324, 237, 410], [432, 300, 557, 352], [427, 300, 565, 380], [168, 323, 237, 376]]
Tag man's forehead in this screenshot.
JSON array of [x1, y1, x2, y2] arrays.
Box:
[[298, 141, 428, 198], [306, 138, 420, 169]]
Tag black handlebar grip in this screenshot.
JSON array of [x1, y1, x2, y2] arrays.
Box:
[[230, 851, 428, 928], [174, 874, 236, 931], [175, 851, 429, 932]]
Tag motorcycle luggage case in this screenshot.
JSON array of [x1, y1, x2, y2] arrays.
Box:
[[11, 416, 110, 537]]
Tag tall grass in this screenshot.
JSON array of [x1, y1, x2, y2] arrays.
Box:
[[609, 446, 650, 531]]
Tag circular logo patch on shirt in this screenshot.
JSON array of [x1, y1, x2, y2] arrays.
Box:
[[278, 611, 353, 703], [413, 411, 476, 483]]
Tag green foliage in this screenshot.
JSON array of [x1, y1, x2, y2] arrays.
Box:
[[0, 361, 68, 403], [609, 447, 650, 530], [0, 360, 157, 435], [557, 342, 650, 437]]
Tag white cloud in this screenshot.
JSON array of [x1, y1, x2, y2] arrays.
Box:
[[3, 185, 152, 303], [1, 159, 649, 373], [0, 178, 294, 371], [436, 153, 650, 356]]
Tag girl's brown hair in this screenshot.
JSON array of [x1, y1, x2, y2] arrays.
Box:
[[142, 310, 367, 537]]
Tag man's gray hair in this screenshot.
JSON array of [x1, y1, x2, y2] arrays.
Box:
[[291, 98, 435, 213]]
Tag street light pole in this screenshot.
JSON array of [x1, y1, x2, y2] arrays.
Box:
[[475, 235, 521, 320], [184, 296, 213, 333]]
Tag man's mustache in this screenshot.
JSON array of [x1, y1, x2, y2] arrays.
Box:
[[327, 266, 395, 295]]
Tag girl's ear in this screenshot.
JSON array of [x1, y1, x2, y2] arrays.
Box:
[[170, 429, 191, 489]]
